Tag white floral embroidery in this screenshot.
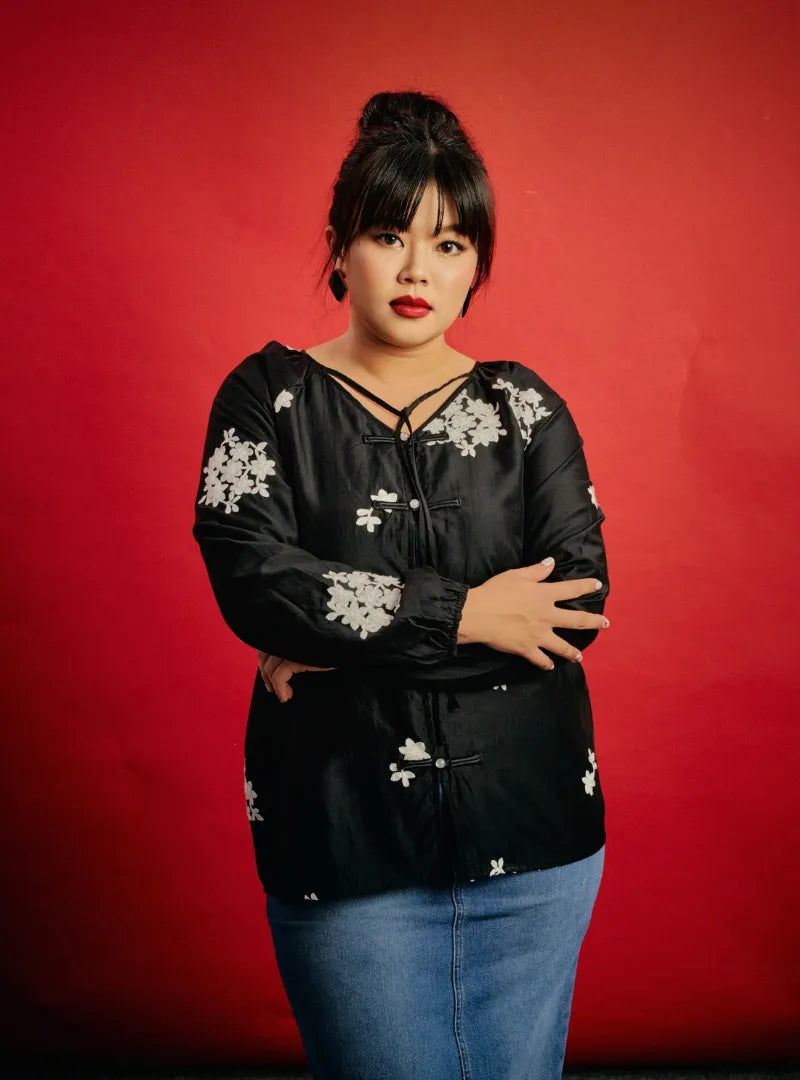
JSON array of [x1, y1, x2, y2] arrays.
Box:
[[244, 762, 263, 822], [583, 747, 598, 795], [423, 390, 508, 457], [274, 388, 294, 411], [322, 570, 403, 639], [491, 378, 553, 447], [304, 892, 319, 900], [489, 858, 506, 876], [389, 762, 416, 787], [372, 489, 398, 511], [492, 684, 508, 691], [588, 484, 598, 509], [356, 507, 383, 532], [398, 738, 431, 762], [197, 427, 277, 514], [356, 489, 399, 533], [388, 738, 430, 787]]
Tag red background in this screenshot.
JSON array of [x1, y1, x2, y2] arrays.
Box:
[[2, 0, 798, 1069]]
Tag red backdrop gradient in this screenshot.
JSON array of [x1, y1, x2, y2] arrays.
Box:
[[2, 0, 798, 1070]]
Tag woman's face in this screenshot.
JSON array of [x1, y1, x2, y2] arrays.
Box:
[[331, 182, 479, 350]]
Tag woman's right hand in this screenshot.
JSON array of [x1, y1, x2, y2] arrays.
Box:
[[456, 557, 610, 670]]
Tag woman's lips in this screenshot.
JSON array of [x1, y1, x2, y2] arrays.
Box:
[[390, 302, 432, 319]]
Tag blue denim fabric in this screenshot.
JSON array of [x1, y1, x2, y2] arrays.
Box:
[[266, 844, 605, 1080]]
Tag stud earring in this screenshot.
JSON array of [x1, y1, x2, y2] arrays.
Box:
[[328, 268, 347, 302], [460, 287, 473, 318]]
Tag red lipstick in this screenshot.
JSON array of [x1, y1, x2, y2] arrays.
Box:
[[390, 295, 432, 319]]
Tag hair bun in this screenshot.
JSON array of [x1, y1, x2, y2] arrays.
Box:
[[358, 90, 460, 136]]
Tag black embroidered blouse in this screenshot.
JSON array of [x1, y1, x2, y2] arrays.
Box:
[[192, 339, 610, 901]]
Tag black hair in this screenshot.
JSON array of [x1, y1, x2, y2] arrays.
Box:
[[317, 90, 495, 302]]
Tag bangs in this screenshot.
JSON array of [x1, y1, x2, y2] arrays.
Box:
[[345, 148, 489, 249]]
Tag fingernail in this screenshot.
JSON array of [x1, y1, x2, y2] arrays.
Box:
[[602, 618, 610, 628], [594, 580, 603, 590], [573, 652, 583, 662], [541, 556, 555, 566]]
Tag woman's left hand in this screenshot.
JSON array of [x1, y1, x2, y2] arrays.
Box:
[[257, 651, 337, 703]]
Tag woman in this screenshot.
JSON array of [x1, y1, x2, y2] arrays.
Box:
[[193, 90, 611, 1080]]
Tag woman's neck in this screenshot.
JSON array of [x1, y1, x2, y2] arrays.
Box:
[[305, 332, 473, 389]]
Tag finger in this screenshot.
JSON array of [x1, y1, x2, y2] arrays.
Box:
[[261, 654, 285, 693], [263, 655, 284, 678], [550, 608, 611, 631], [514, 559, 555, 581], [546, 577, 605, 602], [540, 630, 585, 663], [262, 660, 278, 695], [519, 644, 559, 672], [270, 660, 295, 703]]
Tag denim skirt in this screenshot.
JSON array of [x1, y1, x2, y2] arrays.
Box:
[[265, 843, 605, 1080]]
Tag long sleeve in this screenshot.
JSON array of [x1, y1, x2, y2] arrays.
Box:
[[192, 364, 469, 668], [522, 396, 610, 654]]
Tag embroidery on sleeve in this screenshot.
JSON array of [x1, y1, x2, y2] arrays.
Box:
[[588, 484, 599, 509], [303, 892, 319, 900], [274, 389, 294, 411], [491, 378, 553, 447], [423, 390, 508, 457], [489, 857, 506, 876], [244, 761, 264, 822], [198, 428, 277, 514], [322, 570, 404, 639], [582, 748, 598, 795]]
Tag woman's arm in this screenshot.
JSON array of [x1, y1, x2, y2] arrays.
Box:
[[522, 395, 610, 654], [192, 364, 468, 669]]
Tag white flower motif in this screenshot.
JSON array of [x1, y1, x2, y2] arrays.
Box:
[[371, 489, 398, 511], [489, 858, 506, 876], [398, 738, 431, 761], [492, 684, 508, 691], [389, 762, 416, 787], [588, 484, 598, 509], [274, 388, 294, 412], [423, 390, 508, 457], [322, 569, 404, 639], [244, 762, 264, 822], [356, 490, 400, 533], [356, 507, 383, 532], [492, 378, 553, 447], [582, 747, 598, 795], [198, 427, 277, 514], [304, 892, 319, 900]]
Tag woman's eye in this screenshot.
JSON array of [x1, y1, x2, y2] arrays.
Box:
[[374, 232, 465, 254]]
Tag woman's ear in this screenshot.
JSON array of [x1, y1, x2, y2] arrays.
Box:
[[324, 225, 345, 274], [324, 225, 339, 261]]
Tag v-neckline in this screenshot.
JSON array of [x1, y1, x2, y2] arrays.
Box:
[[288, 343, 479, 438]]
